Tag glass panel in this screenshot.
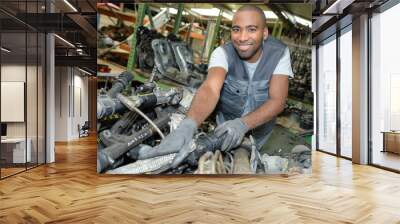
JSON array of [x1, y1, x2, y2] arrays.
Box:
[[1, 31, 27, 177], [27, 31, 38, 169], [38, 32, 45, 165], [317, 37, 337, 154], [26, 0, 39, 169], [371, 4, 400, 171], [340, 29, 352, 158], [0, 0, 46, 178]]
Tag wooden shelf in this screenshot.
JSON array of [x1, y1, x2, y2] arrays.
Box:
[[98, 5, 205, 41]]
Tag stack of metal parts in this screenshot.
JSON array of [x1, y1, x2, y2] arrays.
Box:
[[100, 24, 134, 42], [289, 47, 312, 103], [135, 26, 207, 87], [151, 38, 207, 87], [135, 26, 164, 72], [97, 71, 312, 175], [282, 101, 313, 130], [97, 71, 184, 173]]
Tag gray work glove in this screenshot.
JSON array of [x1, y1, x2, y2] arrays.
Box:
[[154, 117, 197, 156], [214, 118, 249, 151]]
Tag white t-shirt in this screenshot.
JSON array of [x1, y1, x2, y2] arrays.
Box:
[[208, 46, 294, 79]]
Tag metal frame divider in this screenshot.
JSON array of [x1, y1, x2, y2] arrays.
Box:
[[0, 0, 48, 179]]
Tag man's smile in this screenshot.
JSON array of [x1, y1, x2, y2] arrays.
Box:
[[238, 45, 251, 51], [237, 43, 253, 51]]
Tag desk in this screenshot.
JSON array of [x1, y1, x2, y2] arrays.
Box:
[[382, 131, 400, 154], [1, 138, 31, 163]]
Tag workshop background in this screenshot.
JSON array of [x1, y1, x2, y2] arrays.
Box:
[[96, 2, 313, 175]]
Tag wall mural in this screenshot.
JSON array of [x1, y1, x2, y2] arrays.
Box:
[[97, 2, 313, 175]]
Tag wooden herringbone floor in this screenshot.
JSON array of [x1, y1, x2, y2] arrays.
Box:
[[1, 136, 400, 224]]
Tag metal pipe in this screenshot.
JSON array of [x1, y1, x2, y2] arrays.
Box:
[[98, 113, 170, 172], [127, 3, 147, 71], [173, 4, 184, 35], [117, 93, 165, 139], [107, 71, 133, 98], [207, 9, 223, 60], [97, 95, 125, 119]]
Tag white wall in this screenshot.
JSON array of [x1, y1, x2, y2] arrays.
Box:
[[73, 72, 89, 138], [55, 67, 89, 141], [1, 63, 46, 164], [55, 67, 68, 141], [1, 65, 26, 138]]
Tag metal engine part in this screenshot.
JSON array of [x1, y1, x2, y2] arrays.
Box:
[[151, 39, 205, 87], [170, 41, 194, 77], [291, 145, 311, 169], [152, 39, 178, 76], [108, 71, 133, 98], [232, 148, 252, 174], [194, 150, 226, 174], [135, 26, 164, 71], [97, 71, 134, 119], [261, 154, 289, 174], [98, 78, 182, 119], [98, 112, 171, 172], [106, 153, 176, 174], [179, 88, 195, 113], [97, 95, 126, 119]]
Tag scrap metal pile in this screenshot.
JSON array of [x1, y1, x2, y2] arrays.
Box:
[[289, 47, 312, 103], [284, 46, 313, 131], [97, 70, 312, 175], [136, 26, 207, 87], [282, 100, 313, 130], [98, 25, 208, 87]]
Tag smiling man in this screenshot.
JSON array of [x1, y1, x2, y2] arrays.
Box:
[[154, 5, 293, 155]]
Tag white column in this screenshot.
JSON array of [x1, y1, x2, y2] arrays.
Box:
[[312, 45, 317, 151], [46, 33, 55, 163], [352, 14, 369, 164], [45, 1, 55, 163]]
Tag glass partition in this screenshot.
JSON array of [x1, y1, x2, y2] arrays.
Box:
[[0, 0, 46, 179], [339, 27, 352, 158], [317, 36, 337, 154], [27, 31, 38, 169], [371, 3, 400, 171], [0, 31, 28, 178], [38, 32, 46, 165]]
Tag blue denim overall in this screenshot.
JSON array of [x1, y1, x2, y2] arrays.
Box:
[[216, 37, 287, 150]]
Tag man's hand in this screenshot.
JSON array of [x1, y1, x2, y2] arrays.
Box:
[[214, 118, 249, 151], [153, 118, 197, 155]]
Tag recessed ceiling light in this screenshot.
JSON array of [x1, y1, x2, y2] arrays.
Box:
[[322, 0, 354, 15], [63, 0, 78, 12], [232, 10, 278, 19], [78, 67, 93, 76], [1, 47, 11, 53], [54, 34, 75, 48]]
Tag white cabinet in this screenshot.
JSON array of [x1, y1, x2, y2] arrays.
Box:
[[1, 138, 32, 163]]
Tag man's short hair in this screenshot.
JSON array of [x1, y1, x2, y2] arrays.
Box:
[[236, 5, 267, 27]]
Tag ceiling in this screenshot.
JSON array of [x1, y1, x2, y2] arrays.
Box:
[[0, 0, 95, 13], [311, 0, 389, 43], [148, 2, 312, 21], [0, 0, 96, 73], [0, 32, 45, 64]]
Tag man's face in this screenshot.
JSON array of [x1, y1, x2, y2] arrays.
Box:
[[231, 10, 268, 62]]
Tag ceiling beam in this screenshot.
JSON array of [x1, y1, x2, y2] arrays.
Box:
[[67, 13, 97, 47]]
